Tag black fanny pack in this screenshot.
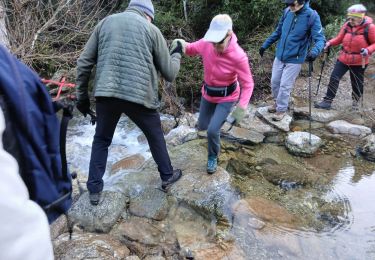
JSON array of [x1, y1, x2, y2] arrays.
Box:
[[204, 81, 237, 97]]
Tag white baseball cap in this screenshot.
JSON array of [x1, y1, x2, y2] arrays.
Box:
[[203, 14, 233, 43]]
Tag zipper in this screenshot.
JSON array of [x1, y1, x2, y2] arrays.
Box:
[[281, 13, 297, 61]]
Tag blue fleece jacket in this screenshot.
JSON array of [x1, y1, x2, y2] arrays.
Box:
[[262, 3, 325, 64]]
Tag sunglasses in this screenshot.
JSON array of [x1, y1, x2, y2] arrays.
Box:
[[214, 35, 228, 45], [287, 1, 297, 7]]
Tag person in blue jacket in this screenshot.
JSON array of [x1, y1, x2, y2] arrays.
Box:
[[259, 0, 325, 121]]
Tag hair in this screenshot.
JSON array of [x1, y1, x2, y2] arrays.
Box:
[[297, 0, 305, 5], [347, 4, 367, 14]]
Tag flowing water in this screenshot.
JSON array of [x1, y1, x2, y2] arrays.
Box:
[[67, 114, 375, 259]]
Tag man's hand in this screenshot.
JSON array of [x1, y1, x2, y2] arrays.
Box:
[[360, 48, 369, 57], [230, 106, 246, 125], [170, 39, 186, 55], [324, 42, 331, 51], [305, 52, 317, 62], [259, 47, 266, 57], [76, 99, 91, 117]]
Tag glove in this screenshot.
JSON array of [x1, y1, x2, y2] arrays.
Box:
[[76, 99, 91, 117], [230, 106, 246, 125], [305, 52, 317, 62], [170, 39, 186, 55], [360, 48, 369, 56], [259, 47, 265, 57]]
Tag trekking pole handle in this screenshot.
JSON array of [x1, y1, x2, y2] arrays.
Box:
[[362, 56, 366, 69]]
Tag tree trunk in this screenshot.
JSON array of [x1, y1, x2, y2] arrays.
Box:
[[0, 2, 9, 49]]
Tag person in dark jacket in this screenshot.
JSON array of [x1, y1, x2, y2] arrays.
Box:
[[76, 0, 183, 205], [315, 4, 375, 110], [259, 0, 325, 121]]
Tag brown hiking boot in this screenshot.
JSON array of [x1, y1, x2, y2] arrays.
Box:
[[268, 103, 277, 113], [272, 111, 286, 121]]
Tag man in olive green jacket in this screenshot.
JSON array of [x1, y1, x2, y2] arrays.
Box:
[[76, 0, 183, 205]]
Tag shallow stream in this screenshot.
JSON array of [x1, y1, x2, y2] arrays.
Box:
[[66, 114, 375, 259]]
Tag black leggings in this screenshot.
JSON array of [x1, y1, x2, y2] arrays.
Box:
[[324, 60, 367, 102]]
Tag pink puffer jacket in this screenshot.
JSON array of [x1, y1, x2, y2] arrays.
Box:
[[185, 33, 254, 109]]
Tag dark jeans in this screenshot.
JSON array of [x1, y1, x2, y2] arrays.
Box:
[[197, 98, 234, 158], [87, 97, 173, 193], [324, 60, 367, 102]]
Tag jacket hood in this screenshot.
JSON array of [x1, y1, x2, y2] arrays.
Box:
[[364, 16, 373, 25]]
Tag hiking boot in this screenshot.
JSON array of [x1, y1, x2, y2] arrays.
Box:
[[207, 156, 218, 174], [272, 111, 286, 121], [314, 100, 332, 110], [268, 103, 277, 113], [89, 192, 101, 206], [161, 169, 182, 192]]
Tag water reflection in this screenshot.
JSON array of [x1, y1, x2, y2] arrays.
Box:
[[244, 165, 375, 259]]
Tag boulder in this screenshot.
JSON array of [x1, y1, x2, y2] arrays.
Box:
[[359, 134, 375, 162], [68, 191, 127, 233], [327, 120, 371, 137], [285, 131, 322, 157], [256, 106, 292, 132], [53, 232, 130, 260]]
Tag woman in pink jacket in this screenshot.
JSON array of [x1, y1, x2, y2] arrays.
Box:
[[172, 14, 254, 174]]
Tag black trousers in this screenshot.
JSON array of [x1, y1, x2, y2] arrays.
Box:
[[324, 60, 367, 102], [87, 97, 173, 193]]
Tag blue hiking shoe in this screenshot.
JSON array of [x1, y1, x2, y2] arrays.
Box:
[[207, 156, 218, 174]]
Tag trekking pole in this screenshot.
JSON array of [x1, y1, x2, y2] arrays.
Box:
[[308, 61, 314, 145], [315, 48, 330, 96], [361, 56, 366, 69]]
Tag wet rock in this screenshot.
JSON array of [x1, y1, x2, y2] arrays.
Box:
[[293, 107, 340, 123], [129, 188, 171, 221], [239, 105, 279, 136], [178, 112, 199, 128], [327, 120, 371, 137], [358, 134, 375, 162], [53, 232, 130, 260], [165, 125, 198, 146], [264, 133, 285, 144], [256, 106, 292, 132], [221, 124, 265, 144], [231, 200, 266, 230], [68, 191, 127, 233], [193, 243, 247, 260], [111, 217, 180, 258], [111, 154, 146, 173], [260, 163, 315, 187], [246, 197, 300, 227], [50, 214, 68, 240], [285, 131, 322, 157], [161, 114, 176, 135]]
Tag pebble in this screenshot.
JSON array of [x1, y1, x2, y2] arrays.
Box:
[[255, 166, 262, 171]]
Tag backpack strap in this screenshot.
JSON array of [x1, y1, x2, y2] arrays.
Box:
[[364, 24, 371, 46], [343, 22, 371, 46]]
